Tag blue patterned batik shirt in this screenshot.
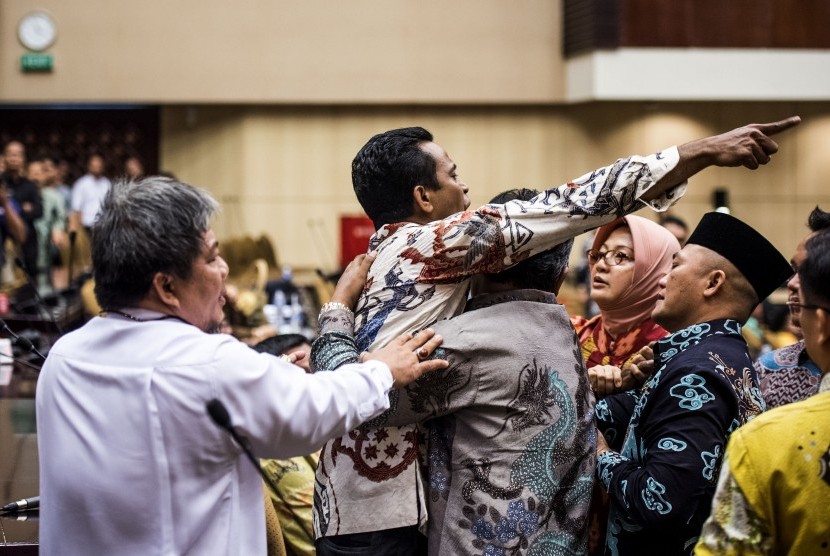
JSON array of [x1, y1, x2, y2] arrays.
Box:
[[594, 319, 765, 556], [754, 339, 822, 409]]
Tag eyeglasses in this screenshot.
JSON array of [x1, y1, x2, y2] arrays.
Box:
[[788, 301, 830, 313], [587, 249, 634, 267]]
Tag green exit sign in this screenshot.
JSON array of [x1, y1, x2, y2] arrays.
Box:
[[21, 53, 53, 72]]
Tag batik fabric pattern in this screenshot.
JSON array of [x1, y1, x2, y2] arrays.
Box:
[[594, 319, 765, 556], [754, 339, 822, 409], [262, 453, 319, 556], [311, 148, 686, 538], [315, 290, 596, 555], [571, 315, 668, 369], [695, 373, 830, 556]]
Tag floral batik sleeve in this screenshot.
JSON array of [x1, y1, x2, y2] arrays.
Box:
[[694, 454, 772, 556], [388, 149, 685, 286]]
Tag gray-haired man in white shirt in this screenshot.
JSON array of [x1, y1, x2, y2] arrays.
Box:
[[37, 176, 447, 556]]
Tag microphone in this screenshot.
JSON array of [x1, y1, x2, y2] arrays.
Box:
[[0, 509, 38, 522], [13, 257, 64, 335], [0, 318, 46, 361], [0, 495, 39, 513], [206, 399, 280, 494]]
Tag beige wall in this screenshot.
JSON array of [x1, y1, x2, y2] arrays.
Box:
[[161, 102, 830, 271], [1, 0, 563, 103]]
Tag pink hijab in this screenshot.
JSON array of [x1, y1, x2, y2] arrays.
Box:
[[591, 215, 681, 338]]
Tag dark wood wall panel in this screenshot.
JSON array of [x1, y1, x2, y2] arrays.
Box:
[[564, 0, 621, 56], [565, 0, 830, 56], [770, 0, 830, 48]]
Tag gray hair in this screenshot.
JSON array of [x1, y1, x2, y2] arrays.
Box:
[[92, 176, 219, 309]]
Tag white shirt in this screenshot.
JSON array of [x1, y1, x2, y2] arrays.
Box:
[[70, 174, 112, 227], [37, 310, 393, 555]]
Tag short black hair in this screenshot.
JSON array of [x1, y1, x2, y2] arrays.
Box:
[[34, 154, 60, 166], [486, 188, 573, 292], [252, 334, 310, 356], [808, 206, 830, 232], [800, 229, 830, 310], [660, 214, 688, 230], [352, 127, 439, 229]]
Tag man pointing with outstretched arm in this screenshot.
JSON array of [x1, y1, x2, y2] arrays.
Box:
[[311, 117, 801, 555]]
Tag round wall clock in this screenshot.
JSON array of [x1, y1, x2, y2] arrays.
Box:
[[18, 11, 57, 52]]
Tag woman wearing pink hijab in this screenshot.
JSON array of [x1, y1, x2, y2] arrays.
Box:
[[572, 215, 680, 556], [571, 214, 681, 370]]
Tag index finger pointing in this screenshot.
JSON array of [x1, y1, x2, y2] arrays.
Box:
[[750, 116, 801, 136]]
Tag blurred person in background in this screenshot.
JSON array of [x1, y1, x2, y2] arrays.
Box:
[[55, 158, 72, 211], [124, 155, 145, 180], [70, 153, 111, 237], [754, 205, 830, 408], [255, 333, 318, 556], [659, 214, 689, 245], [33, 155, 69, 291], [1, 141, 43, 276]]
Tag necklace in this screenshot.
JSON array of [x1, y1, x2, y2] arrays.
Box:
[[100, 309, 180, 323]]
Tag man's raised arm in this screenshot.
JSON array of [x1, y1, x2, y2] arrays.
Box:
[[642, 116, 801, 202]]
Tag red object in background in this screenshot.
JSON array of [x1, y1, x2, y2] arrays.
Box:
[[340, 215, 375, 269]]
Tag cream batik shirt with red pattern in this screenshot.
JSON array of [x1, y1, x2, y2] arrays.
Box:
[[313, 147, 686, 538]]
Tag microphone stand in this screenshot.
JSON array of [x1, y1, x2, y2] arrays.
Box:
[[0, 319, 46, 362], [207, 399, 280, 494], [13, 257, 64, 335], [0, 350, 41, 372], [206, 398, 308, 526]]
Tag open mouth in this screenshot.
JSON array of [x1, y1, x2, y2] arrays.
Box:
[[592, 277, 608, 288]]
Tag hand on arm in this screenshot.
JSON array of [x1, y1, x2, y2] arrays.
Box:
[[589, 345, 654, 397], [622, 344, 654, 387], [589, 365, 624, 397], [330, 252, 376, 310], [643, 116, 801, 201], [360, 328, 449, 388], [310, 253, 375, 372]]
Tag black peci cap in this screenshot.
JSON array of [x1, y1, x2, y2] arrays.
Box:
[[686, 212, 792, 301]]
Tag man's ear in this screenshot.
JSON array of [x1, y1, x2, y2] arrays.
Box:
[[151, 272, 180, 308], [553, 265, 569, 295], [817, 307, 830, 347], [702, 269, 727, 299], [411, 185, 434, 216]]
